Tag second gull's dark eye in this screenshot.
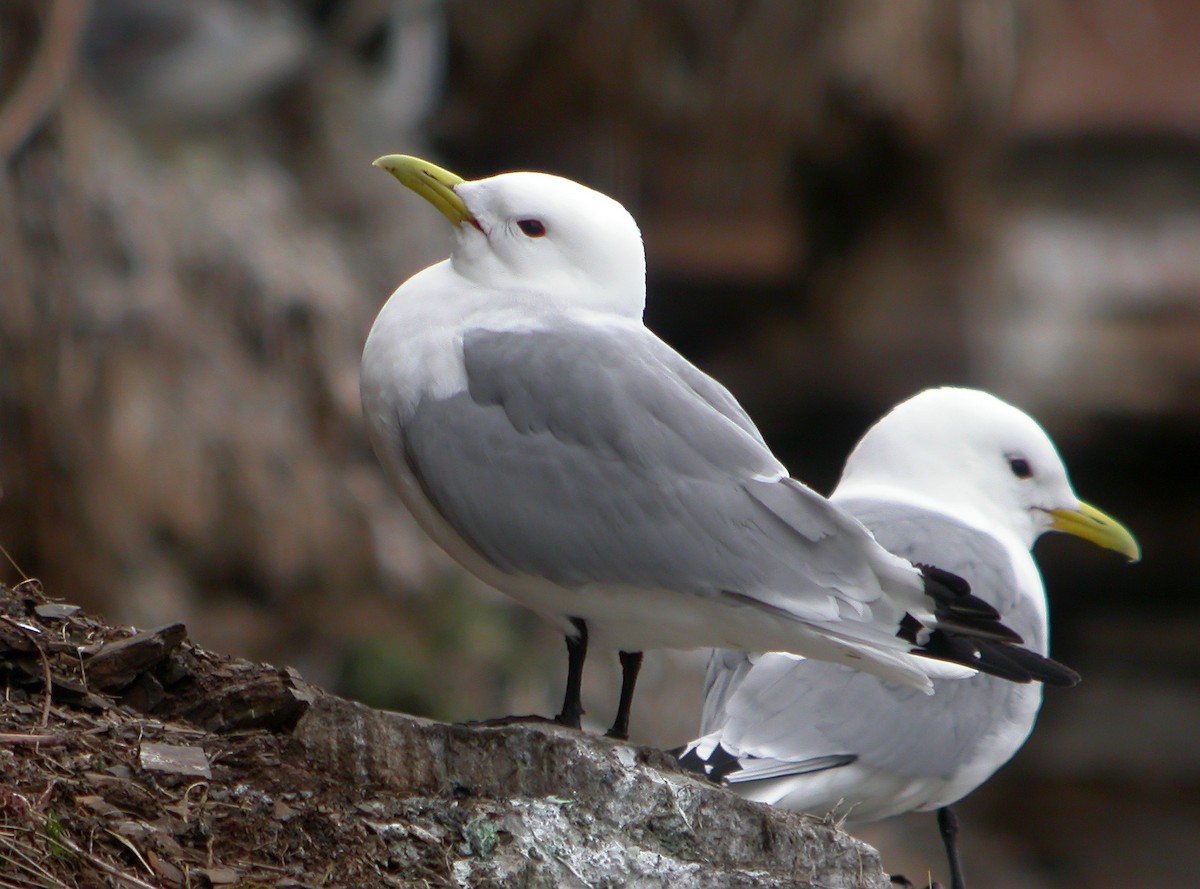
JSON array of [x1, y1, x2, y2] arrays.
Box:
[[517, 219, 546, 237], [1008, 457, 1033, 479]]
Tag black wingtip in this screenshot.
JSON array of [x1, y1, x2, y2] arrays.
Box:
[[913, 629, 1082, 686], [676, 743, 744, 783], [917, 563, 1024, 644], [979, 641, 1081, 687], [910, 564, 1080, 685]]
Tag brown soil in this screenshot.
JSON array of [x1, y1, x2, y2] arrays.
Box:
[[0, 580, 452, 889]]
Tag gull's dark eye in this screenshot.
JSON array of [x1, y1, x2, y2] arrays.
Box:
[[517, 219, 546, 238], [1008, 457, 1033, 479]]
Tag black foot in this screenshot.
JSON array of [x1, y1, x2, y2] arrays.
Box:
[[605, 650, 644, 740], [557, 706, 583, 730], [937, 805, 965, 889], [557, 618, 588, 729], [888, 877, 940, 889]]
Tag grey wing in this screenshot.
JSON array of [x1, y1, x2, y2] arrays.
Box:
[[401, 322, 916, 631], [708, 652, 1024, 781], [702, 507, 1045, 780], [836, 500, 1045, 649], [661, 347, 772, 451], [701, 648, 757, 732]]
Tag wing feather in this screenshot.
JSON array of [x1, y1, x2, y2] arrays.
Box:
[[401, 322, 920, 643], [692, 507, 1049, 788]]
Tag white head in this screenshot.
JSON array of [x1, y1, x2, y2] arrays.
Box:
[[375, 155, 646, 318], [833, 387, 1139, 558]]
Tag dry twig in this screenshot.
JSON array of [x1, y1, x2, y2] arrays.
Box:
[[0, 732, 66, 747], [0, 614, 53, 726], [0, 825, 64, 889], [51, 830, 161, 889]]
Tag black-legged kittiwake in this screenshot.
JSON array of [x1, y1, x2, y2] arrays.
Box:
[[679, 387, 1139, 887], [362, 158, 1079, 738]]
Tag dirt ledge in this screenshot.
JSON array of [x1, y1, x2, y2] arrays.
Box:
[[0, 581, 886, 888]]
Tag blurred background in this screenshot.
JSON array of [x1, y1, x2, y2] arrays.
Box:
[[1, 1, 1197, 886]]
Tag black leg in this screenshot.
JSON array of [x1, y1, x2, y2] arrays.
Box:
[[606, 650, 644, 740], [937, 805, 966, 889], [556, 618, 588, 729]]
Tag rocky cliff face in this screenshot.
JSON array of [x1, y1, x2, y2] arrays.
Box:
[[0, 582, 887, 889], [297, 697, 887, 888]]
